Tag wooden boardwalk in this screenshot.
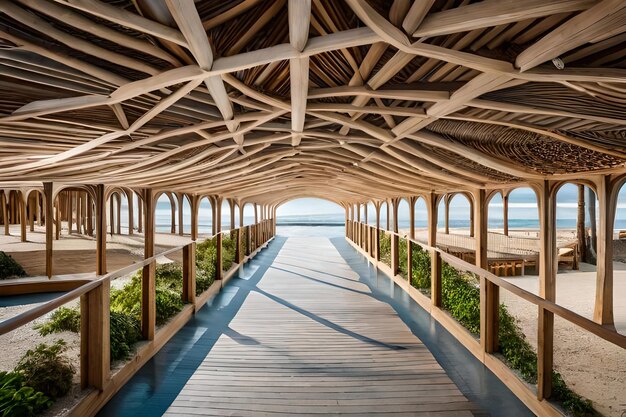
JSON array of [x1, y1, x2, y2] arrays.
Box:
[[164, 237, 481, 416]]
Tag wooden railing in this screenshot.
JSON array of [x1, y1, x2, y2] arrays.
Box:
[[346, 221, 625, 417], [0, 218, 275, 416]]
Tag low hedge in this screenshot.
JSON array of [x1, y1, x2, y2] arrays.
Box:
[[1, 340, 75, 416], [440, 261, 596, 416], [410, 243, 431, 292], [196, 237, 217, 295], [0, 251, 26, 279], [110, 263, 184, 326], [379, 231, 391, 267]]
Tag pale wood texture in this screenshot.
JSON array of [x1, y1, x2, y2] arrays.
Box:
[[164, 237, 479, 416]]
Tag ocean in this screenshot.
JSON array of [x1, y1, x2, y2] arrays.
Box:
[[115, 184, 626, 233]]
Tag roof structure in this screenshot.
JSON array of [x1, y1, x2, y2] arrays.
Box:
[[0, 0, 624, 205]]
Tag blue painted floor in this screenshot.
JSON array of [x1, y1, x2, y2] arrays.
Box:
[[98, 236, 532, 417], [0, 292, 66, 307]]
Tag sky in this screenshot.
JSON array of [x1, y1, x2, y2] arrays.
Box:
[[275, 184, 626, 221]]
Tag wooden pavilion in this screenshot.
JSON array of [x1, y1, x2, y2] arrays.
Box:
[[0, 0, 624, 416]]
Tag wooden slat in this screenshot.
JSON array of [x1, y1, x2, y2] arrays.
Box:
[[164, 237, 480, 416]]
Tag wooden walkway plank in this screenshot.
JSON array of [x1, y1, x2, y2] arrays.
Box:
[[164, 237, 482, 416]]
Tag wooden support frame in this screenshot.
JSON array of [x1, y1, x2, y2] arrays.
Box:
[[80, 278, 110, 390], [142, 188, 156, 341], [182, 241, 196, 305], [95, 185, 106, 276], [44, 183, 53, 278]]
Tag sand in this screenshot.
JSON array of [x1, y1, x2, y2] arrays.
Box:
[[0, 225, 192, 416], [500, 263, 626, 417]]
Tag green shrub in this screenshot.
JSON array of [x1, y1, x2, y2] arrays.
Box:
[[15, 340, 74, 400], [109, 311, 141, 361], [222, 233, 237, 272], [34, 307, 141, 364], [410, 243, 431, 291], [398, 238, 408, 278], [0, 371, 51, 417], [379, 231, 391, 266], [441, 262, 481, 335], [0, 251, 26, 280], [242, 228, 249, 256], [196, 237, 217, 295], [436, 261, 596, 416], [110, 264, 184, 325], [35, 307, 80, 336]]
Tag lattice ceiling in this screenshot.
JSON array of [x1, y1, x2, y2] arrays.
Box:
[[0, 0, 624, 205]]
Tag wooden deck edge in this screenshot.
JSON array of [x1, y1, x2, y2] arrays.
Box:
[[345, 237, 564, 417], [68, 304, 195, 417], [0, 279, 91, 295], [68, 238, 273, 417]]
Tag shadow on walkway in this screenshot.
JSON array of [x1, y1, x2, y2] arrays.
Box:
[[328, 237, 532, 417]]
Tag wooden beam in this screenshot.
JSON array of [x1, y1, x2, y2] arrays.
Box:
[[516, 0, 626, 71], [413, 0, 596, 37], [142, 188, 156, 341]]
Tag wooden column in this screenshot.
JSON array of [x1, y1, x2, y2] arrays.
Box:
[[212, 199, 218, 236], [594, 175, 615, 327], [215, 196, 223, 281], [80, 279, 110, 390], [87, 194, 94, 236], [142, 188, 156, 340], [109, 195, 115, 236], [82, 192, 88, 234], [537, 180, 556, 400], [190, 195, 199, 241], [67, 191, 73, 235], [476, 189, 498, 353], [76, 192, 82, 234], [1, 192, 8, 236], [95, 185, 107, 276], [375, 202, 381, 261], [44, 183, 53, 279], [469, 197, 475, 238], [55, 200, 61, 240], [427, 193, 442, 307], [137, 194, 143, 233], [391, 198, 399, 275], [19, 192, 27, 242], [239, 203, 245, 228], [409, 197, 415, 240], [229, 199, 235, 231], [177, 194, 184, 236], [127, 192, 134, 236], [503, 193, 509, 236], [167, 194, 175, 234], [36, 192, 42, 226], [576, 185, 586, 263], [28, 193, 35, 232], [182, 242, 196, 305], [444, 195, 450, 234]]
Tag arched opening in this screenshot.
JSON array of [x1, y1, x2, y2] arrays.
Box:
[[367, 201, 376, 225], [379, 201, 388, 231], [156, 193, 176, 234], [243, 203, 255, 226], [181, 195, 191, 235], [221, 199, 231, 232], [397, 198, 410, 234], [198, 197, 213, 236], [275, 197, 344, 237], [437, 193, 473, 262], [414, 197, 428, 242]]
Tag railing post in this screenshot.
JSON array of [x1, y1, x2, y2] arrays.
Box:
[[431, 249, 442, 307], [182, 242, 196, 305], [142, 188, 155, 340], [245, 226, 251, 256], [391, 232, 399, 275], [216, 232, 223, 280], [406, 238, 412, 283], [80, 279, 110, 390]]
